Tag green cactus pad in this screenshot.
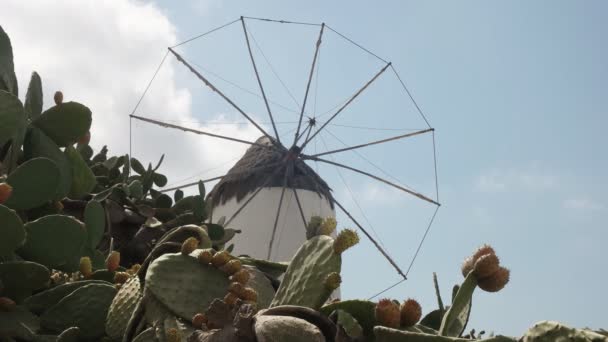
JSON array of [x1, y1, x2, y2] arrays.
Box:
[[145, 252, 230, 320], [320, 299, 376, 339], [0, 306, 40, 340], [374, 326, 517, 342], [84, 200, 105, 250], [33, 102, 92, 147], [18, 214, 87, 271], [0, 261, 50, 302], [439, 273, 476, 337], [522, 321, 608, 342], [270, 235, 341, 309], [23, 128, 73, 200], [0, 90, 26, 147], [106, 275, 143, 339], [0, 26, 19, 96], [24, 71, 43, 118], [243, 265, 275, 309], [240, 257, 289, 279], [90, 269, 116, 282], [4, 157, 60, 210], [65, 145, 96, 199], [0, 204, 25, 257], [24, 279, 108, 314], [41, 283, 117, 339], [336, 309, 364, 339]]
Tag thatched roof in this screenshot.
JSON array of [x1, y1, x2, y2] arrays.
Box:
[[208, 136, 333, 207]]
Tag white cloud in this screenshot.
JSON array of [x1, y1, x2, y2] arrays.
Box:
[[474, 164, 557, 193], [562, 197, 603, 211], [1, 0, 260, 192]]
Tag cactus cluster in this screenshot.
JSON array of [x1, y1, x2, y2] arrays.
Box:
[[1, 25, 605, 342]]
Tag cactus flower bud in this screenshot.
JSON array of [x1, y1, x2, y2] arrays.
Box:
[[105, 251, 120, 272], [79, 257, 93, 278], [54, 91, 63, 105], [114, 272, 130, 284], [400, 298, 422, 327], [197, 249, 214, 265], [473, 253, 500, 279], [478, 267, 510, 292], [0, 183, 13, 204], [319, 217, 337, 236], [181, 237, 199, 255], [229, 269, 250, 284], [220, 259, 241, 275], [0, 297, 16, 312], [211, 250, 230, 267], [462, 244, 495, 277], [375, 298, 401, 328], [333, 229, 360, 254], [324, 272, 342, 291], [192, 313, 207, 328]]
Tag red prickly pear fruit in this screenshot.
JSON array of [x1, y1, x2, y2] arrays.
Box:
[[375, 298, 400, 328], [0, 183, 13, 204], [478, 267, 510, 292], [473, 253, 500, 279], [400, 298, 422, 327], [197, 249, 214, 265], [106, 251, 120, 272], [462, 244, 496, 277], [192, 313, 207, 328], [54, 91, 63, 105]]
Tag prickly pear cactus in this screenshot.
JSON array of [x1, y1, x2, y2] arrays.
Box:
[[24, 279, 107, 314], [40, 283, 117, 339], [145, 252, 231, 320], [0, 204, 25, 257], [3, 157, 60, 210], [270, 229, 357, 309], [0, 261, 50, 302], [106, 275, 143, 339], [522, 321, 607, 342]]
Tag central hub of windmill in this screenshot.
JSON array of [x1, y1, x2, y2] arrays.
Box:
[[286, 145, 302, 160]]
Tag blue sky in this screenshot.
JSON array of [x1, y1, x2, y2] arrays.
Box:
[[147, 0, 607, 335], [3, 0, 606, 336]]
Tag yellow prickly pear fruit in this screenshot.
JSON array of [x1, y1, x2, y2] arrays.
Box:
[[197, 249, 214, 265], [229, 269, 250, 284], [181, 237, 199, 255], [324, 272, 341, 291], [400, 298, 422, 327], [461, 244, 495, 277], [54, 91, 63, 105], [166, 328, 180, 342], [192, 313, 207, 329], [240, 287, 258, 302], [220, 259, 241, 275], [478, 267, 510, 292], [0, 183, 13, 204], [228, 282, 245, 297], [0, 297, 16, 312], [224, 292, 239, 306], [128, 263, 141, 275], [114, 272, 130, 284], [375, 298, 400, 328], [79, 257, 93, 278], [211, 250, 230, 267], [106, 251, 120, 272], [318, 217, 337, 236], [333, 229, 359, 254], [473, 253, 500, 279]]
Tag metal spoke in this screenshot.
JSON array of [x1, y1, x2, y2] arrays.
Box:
[[291, 186, 308, 229], [309, 128, 434, 158], [168, 48, 276, 145], [304, 155, 440, 206], [130, 114, 268, 147], [241, 17, 281, 143], [300, 62, 392, 150], [224, 164, 286, 227], [294, 23, 325, 146], [267, 167, 289, 259]]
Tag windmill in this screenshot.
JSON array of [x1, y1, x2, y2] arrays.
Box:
[[129, 16, 440, 297]]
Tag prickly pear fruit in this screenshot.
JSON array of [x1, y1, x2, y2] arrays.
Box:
[[400, 298, 422, 327], [461, 244, 495, 277], [319, 217, 337, 236], [181, 237, 199, 255], [0, 183, 13, 203], [0, 297, 16, 311], [220, 259, 241, 275], [105, 251, 120, 272], [197, 249, 214, 265], [473, 253, 500, 278], [334, 229, 359, 254], [192, 313, 207, 328], [114, 272, 130, 284], [325, 272, 341, 291], [54, 91, 63, 105], [79, 257, 92, 278], [375, 298, 400, 328], [211, 250, 230, 267], [478, 267, 510, 292], [230, 269, 250, 284]]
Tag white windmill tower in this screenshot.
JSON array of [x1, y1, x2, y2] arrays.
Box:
[[130, 16, 441, 296]]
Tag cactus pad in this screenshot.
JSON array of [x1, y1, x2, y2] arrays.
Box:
[[106, 275, 143, 339], [4, 157, 60, 210], [32, 102, 92, 147], [0, 204, 25, 257], [0, 261, 50, 302], [24, 279, 107, 314]]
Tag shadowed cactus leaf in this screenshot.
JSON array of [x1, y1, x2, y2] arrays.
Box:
[[65, 145, 96, 199], [24, 71, 42, 118], [24, 279, 108, 315], [84, 200, 105, 250], [0, 204, 25, 257], [0, 261, 50, 302], [33, 102, 92, 147], [4, 157, 60, 210], [0, 90, 25, 147], [0, 26, 18, 96]]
